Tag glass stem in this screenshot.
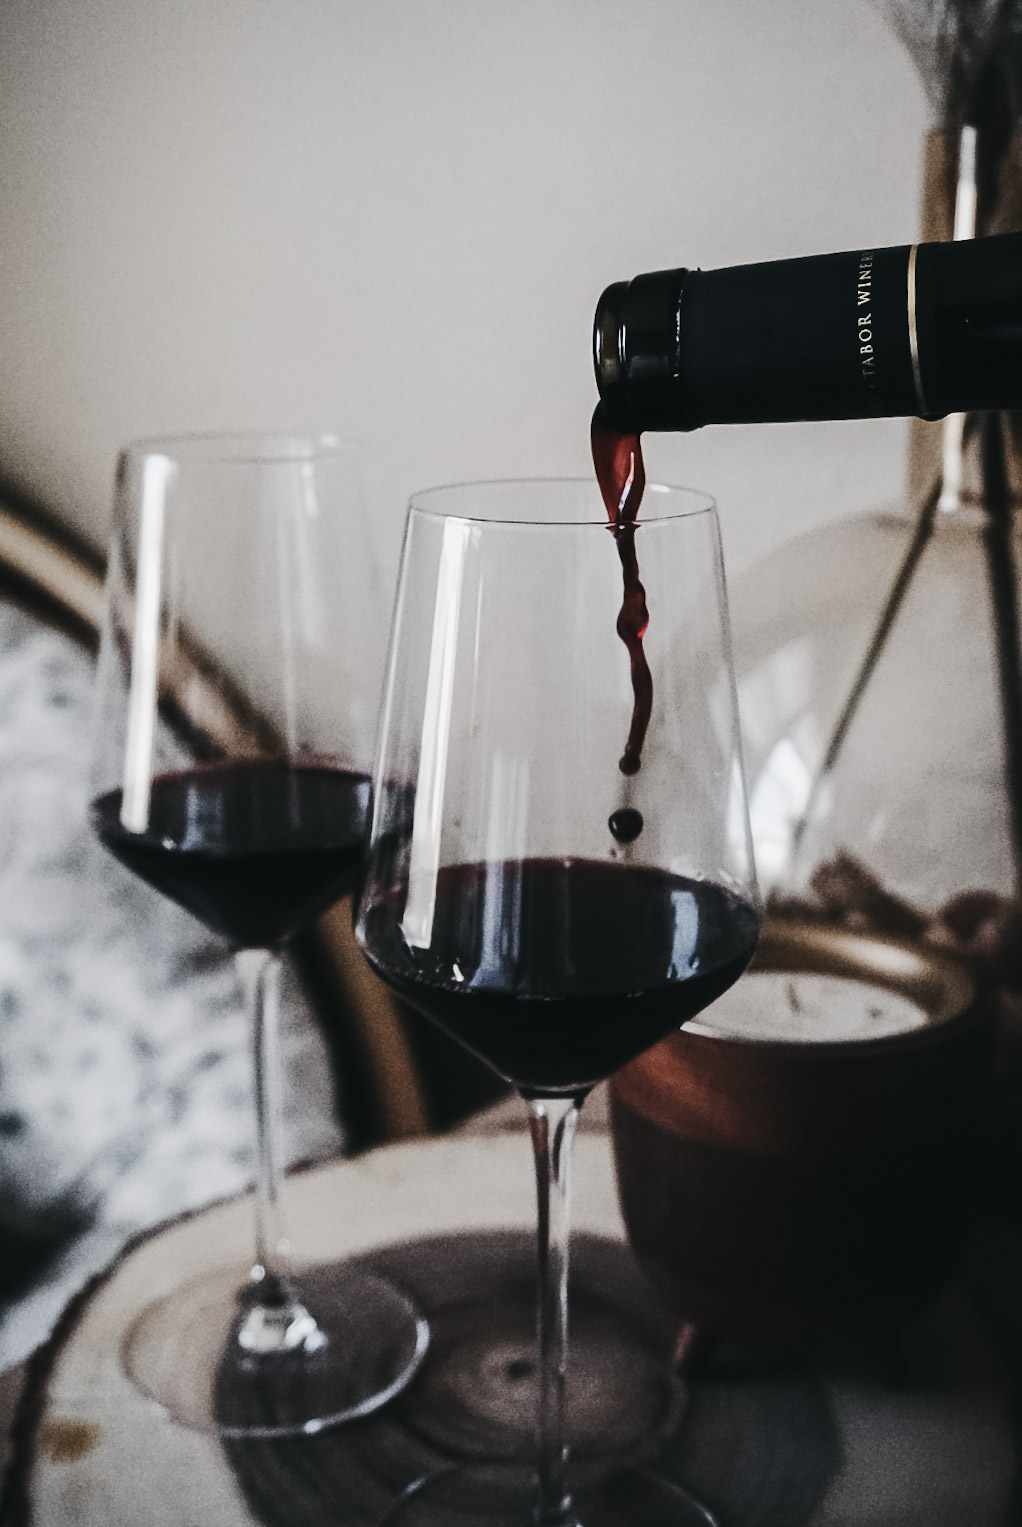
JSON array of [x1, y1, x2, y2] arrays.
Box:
[[233, 948, 326, 1357], [237, 948, 290, 1294], [528, 1093, 583, 1527]]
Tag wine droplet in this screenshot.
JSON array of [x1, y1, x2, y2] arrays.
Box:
[[608, 807, 643, 844]]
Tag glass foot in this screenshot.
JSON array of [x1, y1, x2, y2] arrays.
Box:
[[234, 1287, 328, 1356], [382, 1464, 720, 1526], [122, 1261, 428, 1437]]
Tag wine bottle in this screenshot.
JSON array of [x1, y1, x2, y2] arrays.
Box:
[[593, 232, 1022, 431]]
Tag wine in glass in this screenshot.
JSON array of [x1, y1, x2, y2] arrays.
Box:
[[356, 478, 758, 1524], [90, 433, 428, 1436]]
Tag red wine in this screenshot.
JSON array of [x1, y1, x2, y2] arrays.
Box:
[[607, 807, 643, 844], [359, 858, 758, 1095], [591, 405, 651, 776], [92, 762, 372, 949]]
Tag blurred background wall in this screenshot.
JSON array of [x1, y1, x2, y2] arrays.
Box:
[[0, 0, 927, 585]]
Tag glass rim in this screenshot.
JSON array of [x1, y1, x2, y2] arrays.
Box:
[[407, 477, 717, 528], [117, 431, 357, 466]]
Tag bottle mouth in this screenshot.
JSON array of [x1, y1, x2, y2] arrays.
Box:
[[592, 280, 635, 429], [593, 281, 627, 391], [592, 268, 692, 431]]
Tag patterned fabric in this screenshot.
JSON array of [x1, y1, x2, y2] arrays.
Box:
[[0, 604, 344, 1368]]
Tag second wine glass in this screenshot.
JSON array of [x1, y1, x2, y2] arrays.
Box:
[[91, 433, 428, 1436], [356, 479, 759, 1525]]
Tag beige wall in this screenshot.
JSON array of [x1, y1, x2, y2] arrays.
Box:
[[0, 0, 927, 584]]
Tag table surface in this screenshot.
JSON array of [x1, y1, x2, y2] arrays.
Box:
[[1, 1096, 1019, 1527]]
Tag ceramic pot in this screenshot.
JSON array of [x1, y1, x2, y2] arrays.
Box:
[[610, 919, 988, 1352]]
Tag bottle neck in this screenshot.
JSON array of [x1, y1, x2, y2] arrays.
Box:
[[593, 233, 1022, 432]]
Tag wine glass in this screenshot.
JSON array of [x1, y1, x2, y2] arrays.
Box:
[[90, 432, 428, 1437], [355, 478, 758, 1525]]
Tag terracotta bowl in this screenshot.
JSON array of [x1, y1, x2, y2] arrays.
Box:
[[609, 919, 989, 1352]]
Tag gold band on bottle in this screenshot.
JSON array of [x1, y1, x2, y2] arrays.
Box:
[[907, 244, 929, 416]]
